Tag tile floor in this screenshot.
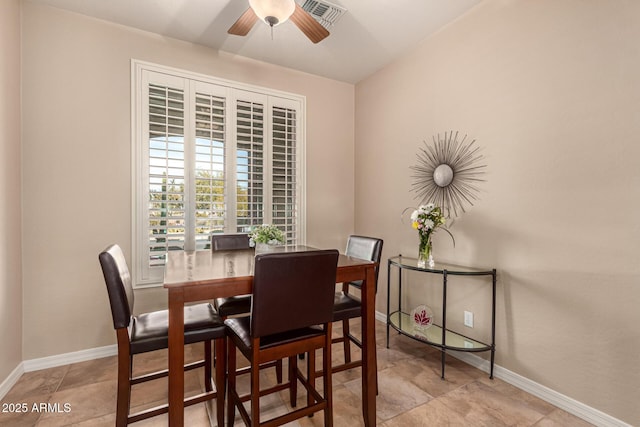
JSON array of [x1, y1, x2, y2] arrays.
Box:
[[1, 320, 593, 426]]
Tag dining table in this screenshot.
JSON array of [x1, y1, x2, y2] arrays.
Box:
[[163, 245, 378, 426]]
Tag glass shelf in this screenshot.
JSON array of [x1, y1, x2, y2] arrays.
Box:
[[389, 311, 490, 351], [388, 255, 494, 276]]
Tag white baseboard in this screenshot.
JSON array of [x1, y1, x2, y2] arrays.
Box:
[[375, 310, 630, 427], [22, 344, 117, 373], [0, 363, 25, 401]]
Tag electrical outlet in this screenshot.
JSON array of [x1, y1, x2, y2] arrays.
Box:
[[464, 311, 474, 328]]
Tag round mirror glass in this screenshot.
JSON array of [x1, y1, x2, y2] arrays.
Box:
[[433, 164, 454, 187]]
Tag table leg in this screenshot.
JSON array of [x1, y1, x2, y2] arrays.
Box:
[[168, 289, 185, 426], [361, 265, 377, 426]]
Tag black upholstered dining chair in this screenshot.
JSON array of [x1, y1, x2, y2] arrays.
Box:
[[211, 233, 253, 318], [210, 232, 251, 251], [225, 250, 339, 427], [210, 232, 283, 383], [98, 244, 226, 427], [331, 235, 383, 376]]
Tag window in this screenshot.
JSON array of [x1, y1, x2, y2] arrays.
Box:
[[132, 61, 305, 286]]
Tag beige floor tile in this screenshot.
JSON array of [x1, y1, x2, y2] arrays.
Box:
[[57, 356, 117, 391], [440, 353, 488, 380], [133, 403, 212, 427], [0, 394, 50, 426], [343, 365, 434, 422], [375, 343, 420, 371], [382, 356, 476, 399], [2, 366, 68, 401], [228, 387, 295, 426], [478, 376, 558, 416], [128, 369, 205, 413], [380, 398, 469, 426], [297, 384, 364, 427], [436, 380, 547, 426], [63, 412, 116, 427], [533, 408, 596, 427], [35, 380, 117, 426]]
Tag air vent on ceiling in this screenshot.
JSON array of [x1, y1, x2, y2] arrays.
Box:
[[300, 0, 346, 30]]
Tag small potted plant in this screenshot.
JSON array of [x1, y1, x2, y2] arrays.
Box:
[[249, 224, 285, 252]]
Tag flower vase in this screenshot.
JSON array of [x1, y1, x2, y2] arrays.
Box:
[[417, 238, 434, 268], [255, 242, 283, 253]]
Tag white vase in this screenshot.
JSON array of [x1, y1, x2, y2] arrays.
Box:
[[255, 242, 282, 253], [417, 238, 434, 268]]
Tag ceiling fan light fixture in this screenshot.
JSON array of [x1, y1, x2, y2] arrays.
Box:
[[249, 0, 296, 27]]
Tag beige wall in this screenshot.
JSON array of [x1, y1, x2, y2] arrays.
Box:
[[355, 0, 640, 424], [21, 3, 354, 358], [0, 0, 23, 383]]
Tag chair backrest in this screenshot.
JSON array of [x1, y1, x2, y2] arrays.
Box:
[[211, 233, 251, 251], [98, 244, 134, 330], [346, 235, 384, 289], [250, 250, 339, 338]]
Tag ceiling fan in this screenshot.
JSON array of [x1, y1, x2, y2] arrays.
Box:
[[228, 0, 330, 44]]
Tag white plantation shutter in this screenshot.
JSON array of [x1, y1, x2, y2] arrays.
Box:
[[193, 90, 227, 248], [145, 80, 186, 273], [235, 98, 265, 233], [134, 62, 305, 286], [271, 105, 299, 244]]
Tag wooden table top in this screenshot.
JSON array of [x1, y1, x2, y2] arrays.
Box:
[[163, 245, 374, 289]]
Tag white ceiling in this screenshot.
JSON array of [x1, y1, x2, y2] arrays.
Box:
[[27, 0, 482, 83]]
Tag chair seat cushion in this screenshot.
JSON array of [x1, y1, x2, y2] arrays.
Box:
[[130, 303, 225, 354], [332, 292, 362, 322], [225, 317, 325, 356], [214, 295, 251, 318]]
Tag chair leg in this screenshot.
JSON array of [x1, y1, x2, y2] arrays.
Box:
[[323, 325, 334, 427], [227, 340, 237, 427], [115, 329, 132, 427], [250, 347, 260, 427], [276, 358, 283, 383], [215, 337, 226, 427], [115, 353, 131, 427], [289, 356, 297, 407], [342, 319, 352, 363], [307, 349, 315, 410], [204, 340, 213, 392]]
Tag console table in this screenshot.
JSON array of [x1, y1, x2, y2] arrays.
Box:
[[386, 255, 497, 379]]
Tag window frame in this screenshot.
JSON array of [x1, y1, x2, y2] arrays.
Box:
[[131, 60, 306, 287]]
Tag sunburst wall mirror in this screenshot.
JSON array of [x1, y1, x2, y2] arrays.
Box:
[[410, 131, 487, 218]]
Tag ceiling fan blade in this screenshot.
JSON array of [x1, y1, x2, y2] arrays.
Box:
[[290, 4, 330, 44], [228, 7, 259, 36]]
